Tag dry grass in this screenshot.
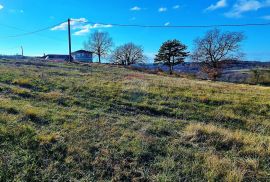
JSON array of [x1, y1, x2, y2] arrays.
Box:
[[184, 123, 270, 155], [184, 123, 270, 180], [0, 60, 269, 181]]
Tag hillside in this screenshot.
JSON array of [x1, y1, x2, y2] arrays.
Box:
[[133, 61, 270, 85], [0, 59, 270, 181]]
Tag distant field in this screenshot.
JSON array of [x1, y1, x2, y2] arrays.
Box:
[[0, 59, 270, 181], [220, 69, 270, 85], [133, 62, 270, 85]]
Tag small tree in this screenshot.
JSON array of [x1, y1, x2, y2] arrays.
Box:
[[84, 31, 113, 63], [155, 40, 188, 75], [192, 29, 245, 80], [110, 43, 146, 65], [251, 68, 261, 84]]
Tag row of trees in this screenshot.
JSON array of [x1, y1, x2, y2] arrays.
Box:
[[84, 32, 146, 65], [84, 29, 245, 80]]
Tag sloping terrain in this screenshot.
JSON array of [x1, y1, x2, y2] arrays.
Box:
[[133, 61, 270, 85], [0, 60, 270, 181]]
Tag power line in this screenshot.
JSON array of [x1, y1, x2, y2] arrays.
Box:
[[1, 20, 269, 39], [0, 23, 66, 43], [0, 19, 85, 57], [0, 21, 67, 38], [86, 21, 270, 28]]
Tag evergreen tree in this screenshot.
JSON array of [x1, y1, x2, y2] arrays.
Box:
[[155, 40, 189, 74]]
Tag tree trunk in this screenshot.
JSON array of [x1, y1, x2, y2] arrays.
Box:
[[213, 74, 218, 81], [169, 64, 173, 75], [98, 54, 101, 63], [171, 56, 175, 75]]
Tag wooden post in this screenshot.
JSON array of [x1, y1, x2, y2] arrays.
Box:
[[68, 18, 72, 62]]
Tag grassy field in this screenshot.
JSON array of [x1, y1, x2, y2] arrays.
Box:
[[0, 59, 270, 181]]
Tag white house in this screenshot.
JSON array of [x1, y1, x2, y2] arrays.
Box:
[[72, 50, 93, 63]]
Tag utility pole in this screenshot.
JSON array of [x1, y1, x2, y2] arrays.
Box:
[[68, 18, 72, 62], [21, 46, 24, 57]]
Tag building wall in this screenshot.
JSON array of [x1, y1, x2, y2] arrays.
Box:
[[73, 53, 93, 62]]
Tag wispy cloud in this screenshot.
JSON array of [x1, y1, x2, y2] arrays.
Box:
[[225, 0, 270, 18], [205, 0, 227, 11], [51, 18, 112, 36], [0, 4, 4, 10], [158, 7, 167, 12], [164, 22, 170, 26], [130, 6, 141, 11], [173, 5, 180, 9]]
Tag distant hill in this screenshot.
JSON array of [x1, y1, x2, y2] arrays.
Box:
[[133, 61, 270, 73], [132, 61, 270, 84]]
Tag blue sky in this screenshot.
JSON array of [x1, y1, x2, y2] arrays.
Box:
[[0, 0, 270, 62]]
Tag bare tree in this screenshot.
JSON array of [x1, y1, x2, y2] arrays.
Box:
[[192, 29, 245, 80], [110, 43, 146, 65], [84, 31, 113, 63]]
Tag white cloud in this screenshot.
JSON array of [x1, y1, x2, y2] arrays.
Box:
[[51, 18, 112, 36], [164, 22, 170, 26], [51, 18, 87, 31], [0, 4, 4, 10], [130, 6, 141, 11], [73, 25, 90, 36], [51, 22, 68, 31], [73, 24, 112, 36], [173, 5, 180, 9], [225, 0, 270, 18], [158, 7, 167, 12], [206, 0, 227, 11]]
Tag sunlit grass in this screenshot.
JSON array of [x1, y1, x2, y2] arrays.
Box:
[[0, 59, 269, 181]]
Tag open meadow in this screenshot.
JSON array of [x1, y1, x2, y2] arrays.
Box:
[[0, 59, 270, 181]]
